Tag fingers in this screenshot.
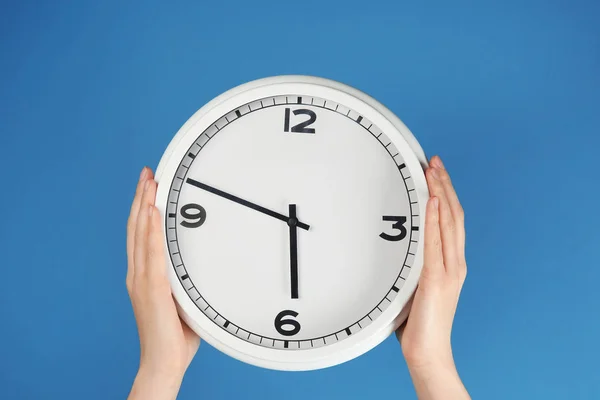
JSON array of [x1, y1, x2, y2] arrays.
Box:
[[426, 163, 459, 277], [421, 196, 444, 281], [146, 202, 168, 285], [134, 177, 158, 280], [430, 156, 465, 248], [430, 156, 467, 282], [127, 167, 152, 290]]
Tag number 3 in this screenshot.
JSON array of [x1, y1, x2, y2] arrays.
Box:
[[379, 216, 407, 241]]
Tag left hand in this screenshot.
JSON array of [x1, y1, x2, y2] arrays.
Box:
[[126, 167, 201, 400]]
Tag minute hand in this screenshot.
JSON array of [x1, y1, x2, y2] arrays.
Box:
[[186, 178, 310, 231]]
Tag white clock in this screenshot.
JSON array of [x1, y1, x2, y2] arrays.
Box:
[[154, 75, 429, 371]]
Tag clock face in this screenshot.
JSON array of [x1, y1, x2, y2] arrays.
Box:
[[155, 77, 428, 370]]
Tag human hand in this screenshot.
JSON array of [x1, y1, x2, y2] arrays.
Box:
[[397, 156, 470, 399], [126, 167, 200, 400]]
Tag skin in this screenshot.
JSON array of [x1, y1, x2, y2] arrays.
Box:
[[126, 168, 200, 400], [126, 155, 469, 400], [397, 156, 470, 399]]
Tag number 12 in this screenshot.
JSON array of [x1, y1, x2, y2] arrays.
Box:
[[284, 108, 317, 134]]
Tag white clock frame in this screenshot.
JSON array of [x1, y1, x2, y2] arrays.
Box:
[[154, 75, 429, 371]]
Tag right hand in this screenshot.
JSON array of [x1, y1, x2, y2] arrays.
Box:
[[396, 155, 470, 399]]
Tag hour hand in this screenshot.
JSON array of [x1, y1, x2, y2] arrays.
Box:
[[185, 178, 310, 231]]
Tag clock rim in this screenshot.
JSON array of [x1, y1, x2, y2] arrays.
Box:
[[155, 75, 428, 179], [154, 76, 429, 371]]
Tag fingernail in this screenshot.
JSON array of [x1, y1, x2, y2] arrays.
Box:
[[144, 179, 150, 192], [148, 205, 154, 216], [139, 167, 147, 181], [431, 167, 440, 180], [432, 197, 439, 208]]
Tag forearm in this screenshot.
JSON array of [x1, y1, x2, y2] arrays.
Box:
[[407, 360, 470, 400], [128, 368, 183, 400]]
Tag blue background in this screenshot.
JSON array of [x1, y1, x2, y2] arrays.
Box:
[[1, 0, 599, 399]]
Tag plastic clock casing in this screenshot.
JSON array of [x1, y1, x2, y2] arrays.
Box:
[[154, 75, 429, 371]]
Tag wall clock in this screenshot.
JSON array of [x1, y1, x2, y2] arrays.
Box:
[[154, 75, 429, 371]]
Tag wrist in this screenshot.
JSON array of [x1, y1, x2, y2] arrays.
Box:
[[138, 361, 187, 382], [403, 345, 456, 375], [128, 367, 184, 400], [405, 349, 463, 389], [406, 356, 456, 377], [406, 357, 470, 400]]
